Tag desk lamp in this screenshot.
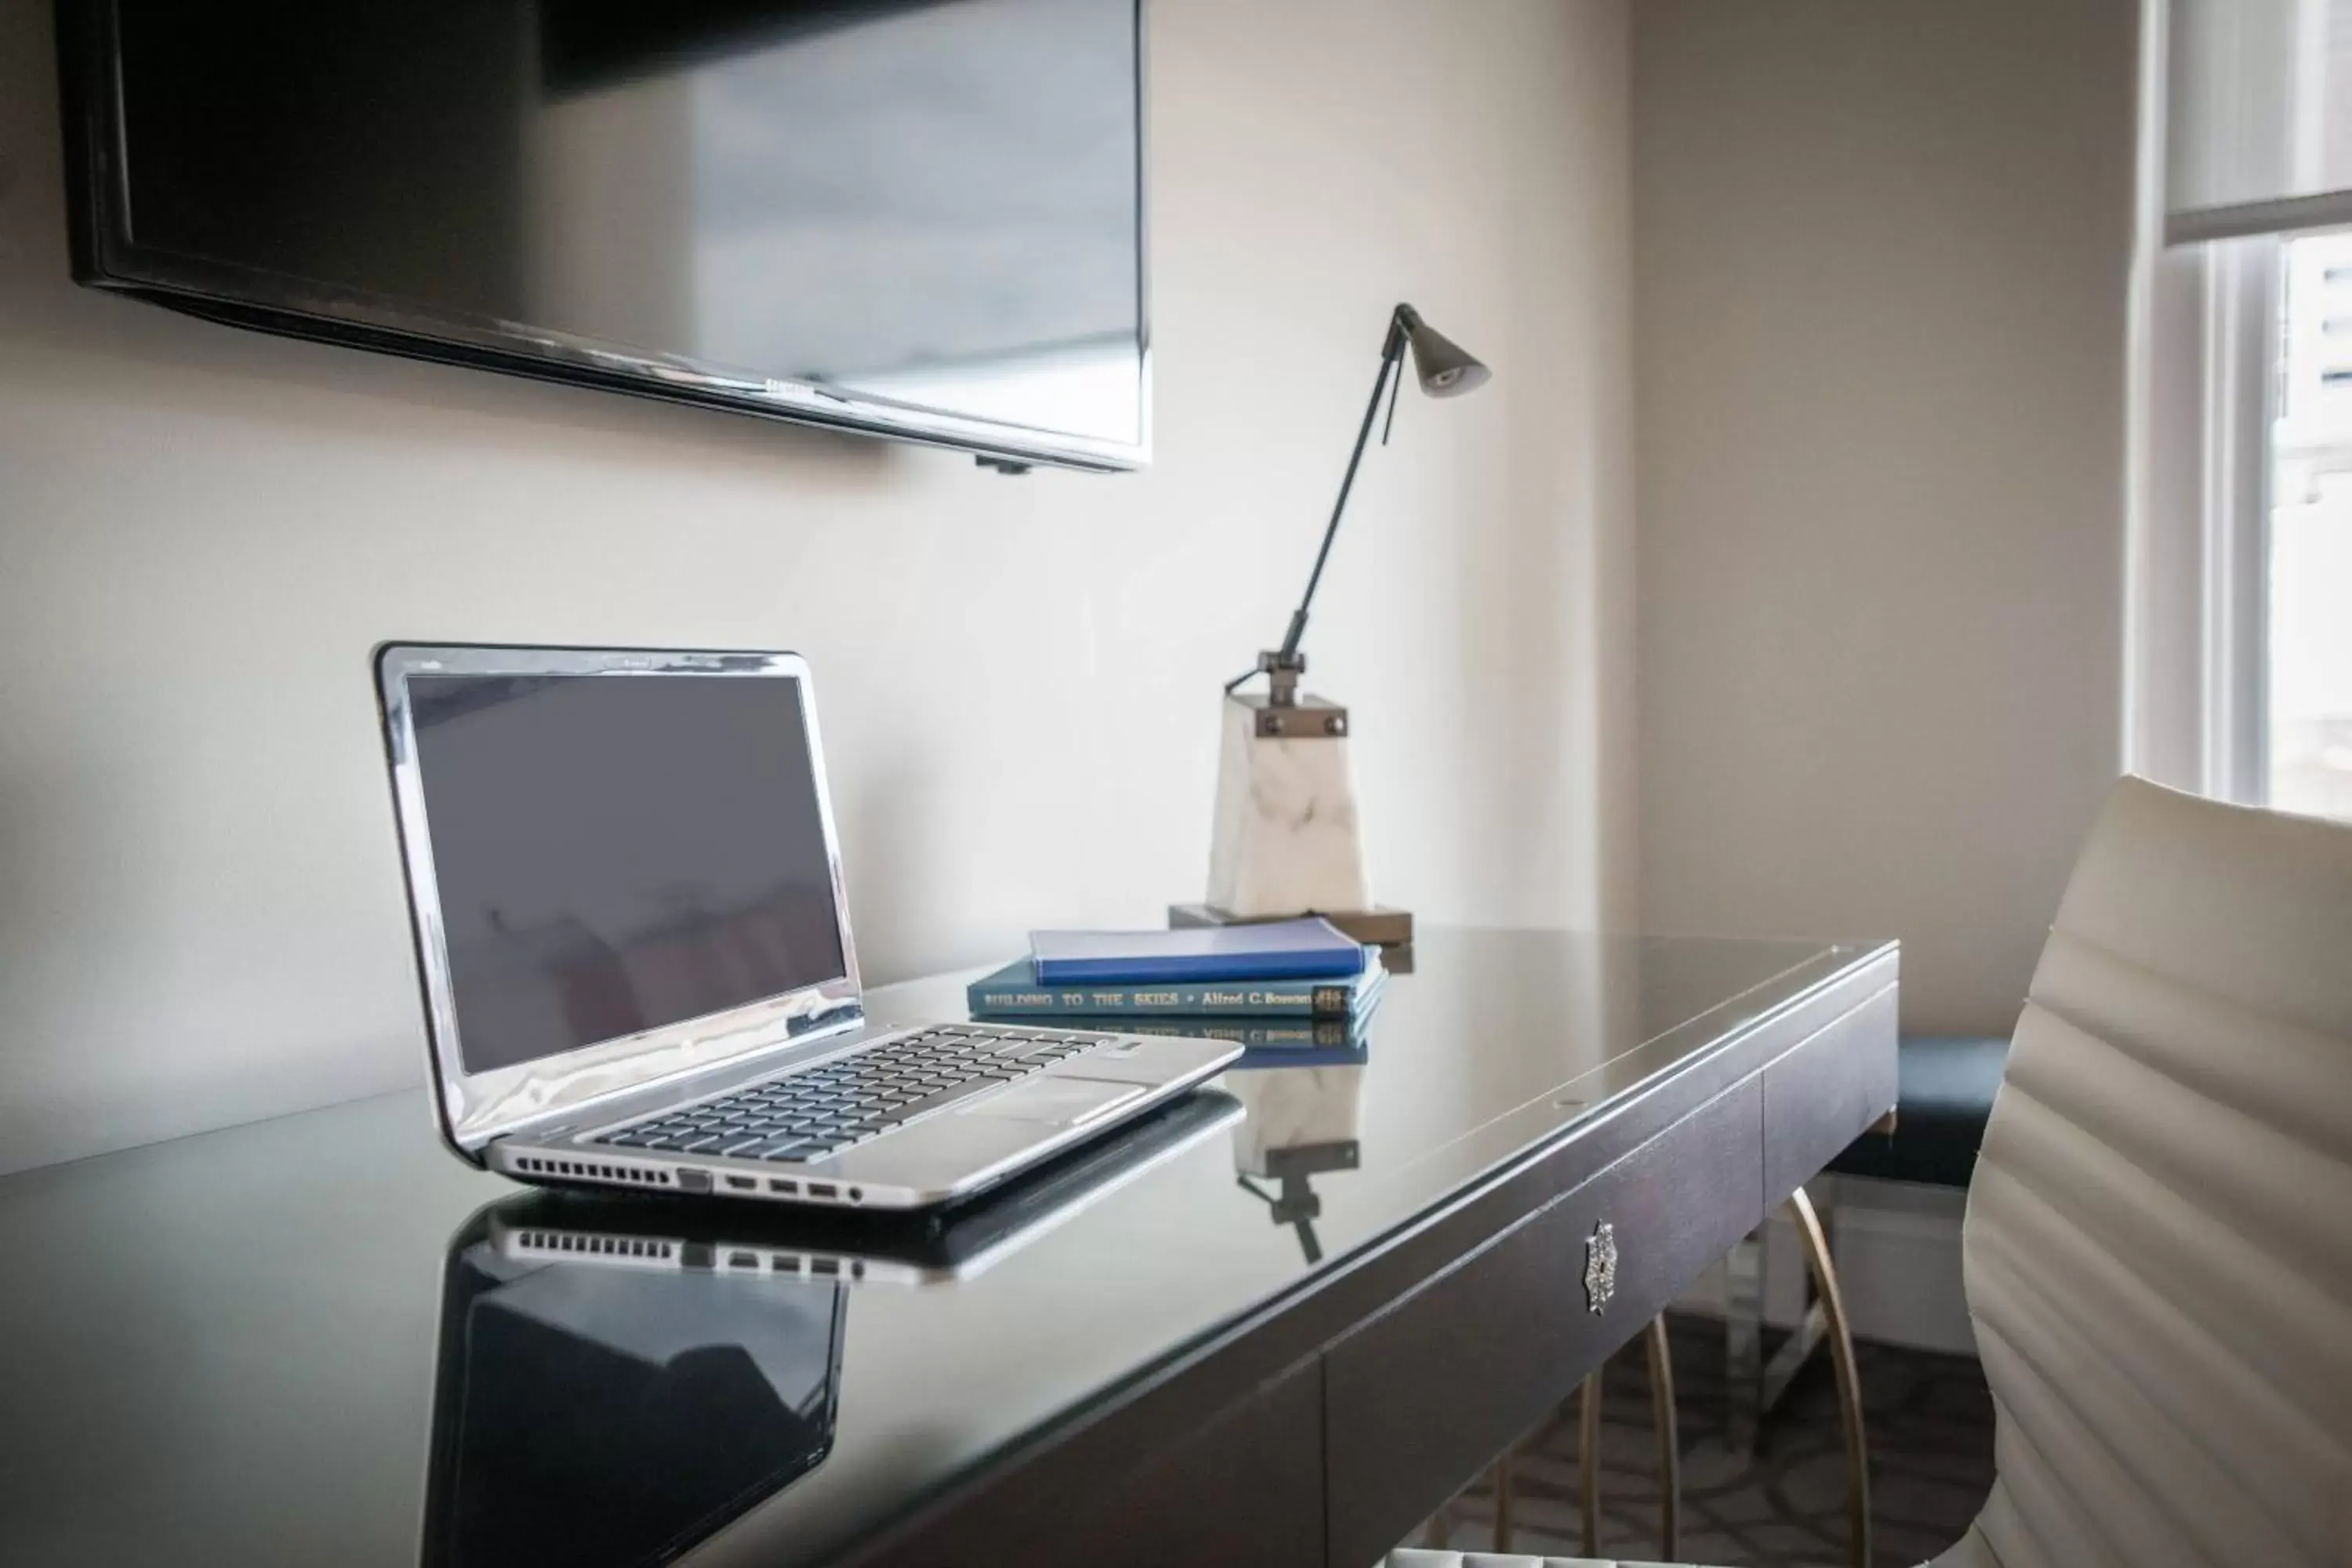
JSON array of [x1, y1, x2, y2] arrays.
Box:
[[1200, 303, 1490, 943]]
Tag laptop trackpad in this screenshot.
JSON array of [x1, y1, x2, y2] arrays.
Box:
[[957, 1077, 1144, 1127]]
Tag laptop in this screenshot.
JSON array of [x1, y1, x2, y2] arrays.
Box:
[[375, 644, 1243, 1210], [483, 1086, 1243, 1287]]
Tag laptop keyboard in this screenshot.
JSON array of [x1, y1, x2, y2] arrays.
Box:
[[588, 1025, 1114, 1165]]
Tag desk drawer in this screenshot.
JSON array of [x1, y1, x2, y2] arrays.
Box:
[[1322, 1078, 1762, 1568]]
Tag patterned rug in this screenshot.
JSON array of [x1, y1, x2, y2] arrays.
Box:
[[1414, 1314, 1997, 1566]]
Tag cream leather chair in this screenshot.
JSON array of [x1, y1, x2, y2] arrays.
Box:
[[1392, 777, 2352, 1568]]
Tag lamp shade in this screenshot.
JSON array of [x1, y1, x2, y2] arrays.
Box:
[[1397, 306, 1490, 397]]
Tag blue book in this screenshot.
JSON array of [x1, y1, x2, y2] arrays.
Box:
[[968, 954, 1386, 1020], [1026, 916, 1369, 985]]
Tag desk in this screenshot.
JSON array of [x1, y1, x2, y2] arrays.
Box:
[[0, 930, 1896, 1568]]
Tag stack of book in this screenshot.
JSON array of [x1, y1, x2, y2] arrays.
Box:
[[966, 916, 1385, 1052]]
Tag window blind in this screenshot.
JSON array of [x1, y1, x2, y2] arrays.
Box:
[[2169, 0, 2352, 243]]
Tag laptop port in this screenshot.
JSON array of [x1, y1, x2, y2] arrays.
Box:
[[769, 1178, 798, 1195], [675, 1169, 711, 1193], [728, 1251, 758, 1269], [809, 1257, 840, 1276], [724, 1175, 755, 1192], [806, 1182, 838, 1200]]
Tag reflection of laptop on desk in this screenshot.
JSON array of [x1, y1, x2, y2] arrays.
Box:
[[375, 644, 1242, 1210], [426, 1206, 845, 1568], [487, 1087, 1243, 1287]]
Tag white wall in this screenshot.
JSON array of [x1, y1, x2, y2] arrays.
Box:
[[1632, 0, 2140, 1034], [0, 0, 1634, 1174]]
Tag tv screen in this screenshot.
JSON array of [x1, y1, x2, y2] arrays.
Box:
[[56, 0, 1149, 471]]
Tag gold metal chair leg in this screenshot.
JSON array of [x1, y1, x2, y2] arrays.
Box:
[[1787, 1185, 1870, 1568], [1490, 1449, 1515, 1552], [1578, 1368, 1603, 1555], [1643, 1315, 1681, 1559]]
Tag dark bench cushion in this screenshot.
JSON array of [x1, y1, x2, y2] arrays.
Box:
[[1826, 1033, 2010, 1189]]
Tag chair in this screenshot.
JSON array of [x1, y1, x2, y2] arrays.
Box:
[[1706, 1034, 2005, 1541], [1393, 776, 2352, 1568], [1828, 1034, 2009, 1189]]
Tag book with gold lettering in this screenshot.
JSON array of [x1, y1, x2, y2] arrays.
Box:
[[967, 952, 1385, 1021]]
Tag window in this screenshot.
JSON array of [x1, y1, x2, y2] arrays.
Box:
[[2270, 232, 2352, 818], [2134, 2, 2352, 822]]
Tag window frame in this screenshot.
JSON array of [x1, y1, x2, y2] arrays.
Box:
[[2129, 233, 2274, 807], [2131, 0, 2281, 808]]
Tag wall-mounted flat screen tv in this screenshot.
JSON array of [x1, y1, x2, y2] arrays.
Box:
[[56, 0, 1149, 472]]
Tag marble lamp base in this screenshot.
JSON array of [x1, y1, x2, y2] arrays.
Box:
[[1206, 691, 1374, 919]]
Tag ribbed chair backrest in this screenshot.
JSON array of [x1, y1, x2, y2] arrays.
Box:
[[1954, 777, 2352, 1566]]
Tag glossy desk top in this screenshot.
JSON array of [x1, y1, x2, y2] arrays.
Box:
[[0, 929, 1887, 1568]]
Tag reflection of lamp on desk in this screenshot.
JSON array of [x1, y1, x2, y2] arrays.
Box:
[[1229, 1061, 1367, 1265], [1204, 303, 1491, 948]]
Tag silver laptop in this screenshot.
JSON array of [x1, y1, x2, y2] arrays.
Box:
[[483, 1087, 1243, 1287], [375, 644, 1242, 1210]]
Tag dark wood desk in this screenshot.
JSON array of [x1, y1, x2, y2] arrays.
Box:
[[0, 930, 1896, 1568]]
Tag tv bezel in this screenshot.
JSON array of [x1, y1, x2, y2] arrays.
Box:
[[52, 0, 1152, 474]]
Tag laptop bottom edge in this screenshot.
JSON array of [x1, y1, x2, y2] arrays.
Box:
[[487, 1037, 1241, 1211]]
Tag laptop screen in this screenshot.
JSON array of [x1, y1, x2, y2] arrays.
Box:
[[406, 672, 849, 1075]]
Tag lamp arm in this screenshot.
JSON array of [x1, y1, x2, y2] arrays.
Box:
[[1274, 310, 1410, 667]]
